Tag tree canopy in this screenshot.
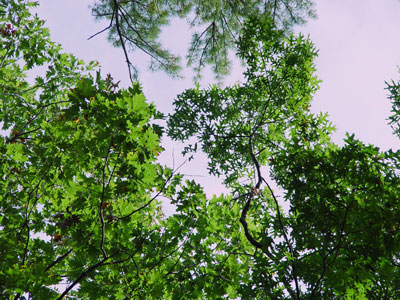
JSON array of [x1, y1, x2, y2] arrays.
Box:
[[2, 0, 400, 299], [90, 0, 316, 79]]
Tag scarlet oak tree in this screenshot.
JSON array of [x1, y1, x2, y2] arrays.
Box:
[[2, 1, 400, 300], [0, 1, 185, 298]]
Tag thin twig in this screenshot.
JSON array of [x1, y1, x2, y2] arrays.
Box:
[[117, 160, 186, 220], [87, 13, 114, 40]]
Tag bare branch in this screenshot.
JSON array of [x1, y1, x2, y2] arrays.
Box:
[[88, 10, 114, 40], [113, 0, 134, 81]]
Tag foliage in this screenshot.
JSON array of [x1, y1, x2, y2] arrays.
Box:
[[169, 16, 400, 299], [90, 0, 316, 80], [2, 1, 400, 300], [1, 1, 181, 298]]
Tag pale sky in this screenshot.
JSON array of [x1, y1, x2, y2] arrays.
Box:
[[32, 0, 400, 198], [303, 0, 400, 150]]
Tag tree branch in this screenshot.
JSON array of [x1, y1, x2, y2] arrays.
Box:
[[56, 257, 109, 300], [99, 137, 114, 258], [45, 249, 73, 272], [87, 11, 114, 40], [113, 0, 134, 81], [117, 160, 186, 220], [310, 207, 349, 298], [263, 177, 300, 299]]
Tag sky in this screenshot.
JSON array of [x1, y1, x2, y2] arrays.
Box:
[[32, 0, 400, 198]]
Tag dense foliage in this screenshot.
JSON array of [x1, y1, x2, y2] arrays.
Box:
[[2, 1, 400, 299], [169, 16, 400, 298]]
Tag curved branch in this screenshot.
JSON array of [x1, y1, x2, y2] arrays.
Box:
[[239, 139, 264, 249], [239, 197, 263, 248]]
